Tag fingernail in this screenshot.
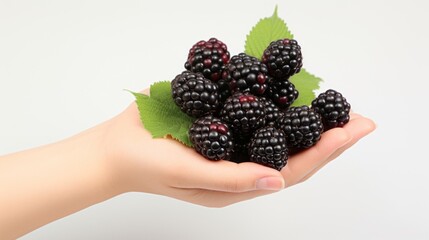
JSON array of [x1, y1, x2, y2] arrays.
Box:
[[256, 177, 285, 190]]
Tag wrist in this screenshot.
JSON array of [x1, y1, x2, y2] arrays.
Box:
[[69, 120, 127, 197]]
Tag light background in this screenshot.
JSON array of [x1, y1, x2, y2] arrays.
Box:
[[1, 0, 428, 239]]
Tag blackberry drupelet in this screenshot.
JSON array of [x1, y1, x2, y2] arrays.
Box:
[[276, 106, 323, 149], [221, 53, 269, 95], [259, 96, 284, 125], [220, 92, 266, 136], [185, 38, 230, 82], [189, 116, 234, 161], [266, 79, 299, 109], [249, 126, 288, 170], [171, 71, 220, 118], [262, 39, 303, 78], [311, 89, 351, 130]]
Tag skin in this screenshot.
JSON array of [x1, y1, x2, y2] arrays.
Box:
[[0, 96, 376, 239]]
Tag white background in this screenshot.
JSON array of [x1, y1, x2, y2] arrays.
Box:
[[1, 0, 428, 239]]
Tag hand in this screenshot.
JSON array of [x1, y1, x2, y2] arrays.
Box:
[[0, 94, 375, 239], [103, 99, 375, 207]]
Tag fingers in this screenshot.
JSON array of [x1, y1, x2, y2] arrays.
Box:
[[188, 189, 273, 208], [281, 126, 352, 187], [167, 113, 375, 208], [172, 114, 374, 192], [167, 187, 274, 208], [170, 159, 285, 193], [297, 115, 376, 183]]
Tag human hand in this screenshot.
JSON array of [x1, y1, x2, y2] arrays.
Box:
[[0, 94, 374, 240], [103, 95, 375, 207]]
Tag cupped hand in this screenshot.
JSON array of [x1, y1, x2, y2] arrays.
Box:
[[103, 97, 375, 207]]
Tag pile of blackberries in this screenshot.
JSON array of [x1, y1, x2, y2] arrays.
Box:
[[171, 38, 350, 170]]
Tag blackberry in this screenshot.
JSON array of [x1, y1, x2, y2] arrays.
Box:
[[266, 79, 299, 109], [249, 126, 288, 170], [230, 138, 250, 163], [185, 38, 230, 82], [311, 89, 351, 130], [259, 96, 284, 125], [262, 39, 303, 78], [276, 106, 323, 149], [221, 53, 269, 95], [220, 92, 266, 136], [171, 71, 219, 118], [189, 116, 234, 161], [217, 79, 232, 103]]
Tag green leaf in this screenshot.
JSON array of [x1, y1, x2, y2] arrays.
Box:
[[290, 68, 322, 106], [245, 6, 294, 59], [131, 81, 195, 147]]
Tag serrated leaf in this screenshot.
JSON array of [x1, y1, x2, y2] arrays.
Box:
[[245, 6, 294, 59], [290, 68, 322, 106], [131, 81, 195, 147]]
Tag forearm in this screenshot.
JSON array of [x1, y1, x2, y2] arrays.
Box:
[[0, 122, 121, 239]]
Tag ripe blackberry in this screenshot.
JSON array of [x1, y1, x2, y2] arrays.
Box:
[[217, 79, 232, 103], [171, 71, 220, 118], [259, 96, 284, 125], [275, 106, 323, 149], [185, 38, 230, 82], [311, 89, 351, 130], [189, 116, 234, 161], [230, 138, 250, 163], [266, 79, 299, 109], [262, 39, 303, 78], [249, 126, 288, 170], [220, 92, 266, 136], [222, 53, 269, 95]]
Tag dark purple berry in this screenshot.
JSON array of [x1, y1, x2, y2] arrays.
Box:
[[185, 38, 230, 82], [221, 53, 269, 96], [220, 92, 266, 136], [262, 39, 303, 78], [189, 116, 234, 160], [172, 71, 220, 118], [276, 106, 323, 150], [249, 126, 288, 170], [266, 79, 299, 109], [259, 96, 284, 125], [311, 89, 351, 130]]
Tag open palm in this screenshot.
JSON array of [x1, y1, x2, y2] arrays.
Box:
[[104, 100, 375, 207]]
